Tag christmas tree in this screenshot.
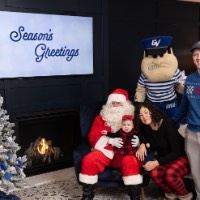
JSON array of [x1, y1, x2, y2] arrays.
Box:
[[0, 96, 27, 193]]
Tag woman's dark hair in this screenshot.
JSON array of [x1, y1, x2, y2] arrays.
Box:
[[134, 101, 167, 130]]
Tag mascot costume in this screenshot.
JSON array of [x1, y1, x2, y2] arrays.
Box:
[[134, 36, 186, 118]]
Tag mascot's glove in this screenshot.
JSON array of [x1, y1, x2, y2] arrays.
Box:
[[176, 70, 187, 94], [131, 135, 139, 147], [178, 70, 186, 86], [108, 138, 123, 148], [134, 87, 147, 102]]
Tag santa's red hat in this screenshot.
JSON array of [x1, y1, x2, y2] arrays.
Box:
[[106, 88, 129, 104]]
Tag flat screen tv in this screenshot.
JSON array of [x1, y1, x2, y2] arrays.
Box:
[[0, 11, 93, 78]]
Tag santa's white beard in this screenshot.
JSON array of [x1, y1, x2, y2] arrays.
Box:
[[100, 102, 135, 132]]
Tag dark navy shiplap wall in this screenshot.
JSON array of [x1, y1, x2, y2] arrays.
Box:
[[0, 0, 200, 130], [0, 0, 109, 121], [108, 0, 200, 101]]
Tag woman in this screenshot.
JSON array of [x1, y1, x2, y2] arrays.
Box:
[[134, 102, 192, 200]]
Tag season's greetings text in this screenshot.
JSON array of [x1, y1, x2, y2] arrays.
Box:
[[10, 26, 79, 62]]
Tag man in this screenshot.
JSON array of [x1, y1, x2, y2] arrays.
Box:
[[79, 88, 142, 200], [173, 41, 200, 200]]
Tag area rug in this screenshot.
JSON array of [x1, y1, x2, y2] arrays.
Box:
[[11, 168, 165, 200]]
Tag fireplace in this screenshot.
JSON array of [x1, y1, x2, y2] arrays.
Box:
[[14, 109, 80, 176]]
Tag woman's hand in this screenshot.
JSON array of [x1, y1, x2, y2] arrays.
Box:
[[143, 160, 159, 171], [135, 143, 146, 161]]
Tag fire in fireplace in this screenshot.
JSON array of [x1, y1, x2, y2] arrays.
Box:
[[14, 109, 80, 176], [25, 136, 64, 166], [37, 138, 49, 155]]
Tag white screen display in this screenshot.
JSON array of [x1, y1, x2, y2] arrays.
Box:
[[0, 11, 93, 78]]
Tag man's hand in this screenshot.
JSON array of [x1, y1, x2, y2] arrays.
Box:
[[108, 138, 123, 148], [131, 135, 139, 147]]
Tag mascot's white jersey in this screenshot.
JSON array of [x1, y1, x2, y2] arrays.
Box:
[[137, 69, 182, 102]]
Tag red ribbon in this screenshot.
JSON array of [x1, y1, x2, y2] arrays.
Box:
[[122, 115, 133, 121]]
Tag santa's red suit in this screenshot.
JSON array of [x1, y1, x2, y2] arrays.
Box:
[[79, 89, 143, 186]]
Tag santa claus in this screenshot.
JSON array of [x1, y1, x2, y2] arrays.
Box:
[[79, 88, 142, 200]]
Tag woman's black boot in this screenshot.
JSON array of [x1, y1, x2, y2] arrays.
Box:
[[81, 183, 95, 200], [127, 185, 141, 200]]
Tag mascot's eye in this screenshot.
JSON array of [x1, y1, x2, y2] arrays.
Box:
[[152, 55, 157, 58], [160, 54, 164, 57]]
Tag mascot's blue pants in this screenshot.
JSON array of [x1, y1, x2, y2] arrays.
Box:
[[151, 98, 177, 118]]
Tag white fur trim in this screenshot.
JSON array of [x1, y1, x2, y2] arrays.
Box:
[[94, 136, 114, 159], [100, 148, 114, 159], [79, 173, 98, 184], [107, 93, 126, 104], [123, 174, 143, 185], [94, 136, 109, 150]]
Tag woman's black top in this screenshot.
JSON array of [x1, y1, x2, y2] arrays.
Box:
[[139, 117, 185, 165]]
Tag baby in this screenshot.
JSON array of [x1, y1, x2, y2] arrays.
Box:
[[102, 115, 151, 174]]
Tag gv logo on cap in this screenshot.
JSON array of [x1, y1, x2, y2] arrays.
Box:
[[151, 39, 161, 47]]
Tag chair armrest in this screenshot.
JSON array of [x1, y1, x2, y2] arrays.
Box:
[[73, 140, 91, 180], [74, 139, 91, 156]]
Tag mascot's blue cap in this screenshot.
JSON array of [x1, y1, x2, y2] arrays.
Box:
[[142, 36, 173, 50]]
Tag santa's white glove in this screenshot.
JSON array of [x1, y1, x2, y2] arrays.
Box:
[[108, 138, 123, 148], [131, 135, 139, 147]]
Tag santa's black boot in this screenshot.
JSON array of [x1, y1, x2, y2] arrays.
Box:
[[127, 185, 141, 200], [81, 183, 95, 200]]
